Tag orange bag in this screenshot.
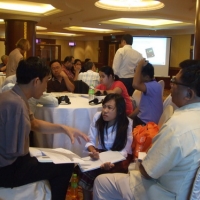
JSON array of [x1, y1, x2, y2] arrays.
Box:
[[132, 122, 159, 158]]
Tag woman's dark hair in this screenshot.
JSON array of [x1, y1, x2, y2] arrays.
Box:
[[99, 66, 119, 81], [95, 93, 129, 151], [17, 56, 50, 84]]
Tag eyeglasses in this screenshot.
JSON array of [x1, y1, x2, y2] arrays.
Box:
[[102, 105, 116, 111], [170, 77, 189, 87]]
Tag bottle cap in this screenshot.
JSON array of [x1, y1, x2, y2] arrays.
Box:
[[73, 174, 77, 177]]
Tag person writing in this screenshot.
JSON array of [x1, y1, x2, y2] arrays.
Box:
[[47, 59, 75, 93], [0, 56, 89, 200], [78, 93, 133, 200], [95, 66, 133, 115], [93, 62, 200, 200]]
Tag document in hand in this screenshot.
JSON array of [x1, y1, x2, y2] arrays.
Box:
[[29, 147, 84, 164], [78, 151, 125, 172]]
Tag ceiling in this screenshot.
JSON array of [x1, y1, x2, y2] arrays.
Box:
[[0, 0, 197, 40]]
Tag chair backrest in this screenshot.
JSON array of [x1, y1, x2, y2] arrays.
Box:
[[158, 105, 174, 128], [158, 80, 165, 96], [132, 89, 142, 108], [74, 80, 89, 94], [190, 166, 200, 200]]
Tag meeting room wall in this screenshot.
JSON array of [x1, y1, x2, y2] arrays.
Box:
[[0, 41, 5, 57], [56, 39, 99, 62]]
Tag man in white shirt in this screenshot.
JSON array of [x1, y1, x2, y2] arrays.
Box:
[[112, 34, 143, 96], [78, 61, 100, 87]]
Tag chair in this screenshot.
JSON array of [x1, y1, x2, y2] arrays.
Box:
[[131, 89, 142, 108], [74, 80, 89, 94], [158, 105, 174, 128], [158, 80, 165, 96], [189, 166, 200, 200], [0, 180, 51, 200]]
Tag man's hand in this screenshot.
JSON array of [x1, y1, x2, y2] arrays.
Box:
[[62, 125, 90, 144], [100, 162, 114, 170], [89, 150, 99, 160]]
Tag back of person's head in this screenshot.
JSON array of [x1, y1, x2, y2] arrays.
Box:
[[85, 58, 91, 63], [17, 56, 50, 84], [179, 59, 200, 68], [84, 61, 94, 71], [1, 55, 8, 63], [64, 56, 73, 63], [16, 38, 30, 51], [96, 93, 129, 151], [122, 34, 133, 45], [141, 62, 154, 79], [49, 59, 62, 67], [99, 66, 119, 81], [179, 62, 200, 97]]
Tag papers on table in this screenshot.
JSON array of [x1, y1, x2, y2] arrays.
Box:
[[29, 147, 84, 164], [78, 151, 125, 172]]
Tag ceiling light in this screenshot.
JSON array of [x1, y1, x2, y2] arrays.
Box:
[[36, 32, 83, 37], [0, 1, 58, 15], [95, 0, 164, 11], [36, 26, 47, 30], [109, 18, 183, 26], [64, 26, 123, 33]]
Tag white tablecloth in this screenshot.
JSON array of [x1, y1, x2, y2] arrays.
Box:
[[33, 93, 102, 156]]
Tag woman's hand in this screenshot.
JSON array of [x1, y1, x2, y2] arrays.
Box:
[[100, 162, 114, 170], [89, 150, 99, 160]]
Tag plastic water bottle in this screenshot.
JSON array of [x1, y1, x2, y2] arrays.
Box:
[[70, 174, 79, 200], [88, 85, 95, 102]]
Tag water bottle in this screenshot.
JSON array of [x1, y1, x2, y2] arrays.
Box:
[[88, 85, 95, 102], [70, 174, 79, 200]]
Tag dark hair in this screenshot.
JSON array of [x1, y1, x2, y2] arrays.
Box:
[[84, 61, 94, 71], [179, 59, 200, 68], [49, 59, 62, 67], [95, 93, 129, 151], [74, 59, 81, 65], [141, 62, 154, 79], [99, 66, 119, 81], [85, 58, 91, 63], [122, 34, 133, 45], [180, 63, 200, 97], [17, 56, 50, 84], [64, 56, 73, 63]]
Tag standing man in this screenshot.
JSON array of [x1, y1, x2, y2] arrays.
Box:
[[112, 34, 143, 96], [47, 59, 75, 93], [6, 38, 30, 77]]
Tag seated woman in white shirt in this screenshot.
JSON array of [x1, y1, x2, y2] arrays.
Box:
[[78, 93, 133, 200]]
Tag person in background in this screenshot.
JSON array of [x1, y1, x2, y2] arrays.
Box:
[[63, 56, 81, 81], [0, 55, 8, 73], [6, 38, 30, 77], [80, 58, 91, 73], [0, 56, 89, 200], [78, 93, 133, 200], [95, 66, 133, 115], [93, 62, 200, 200], [47, 59, 75, 93], [112, 34, 143, 96], [78, 61, 100, 87], [129, 59, 163, 128]]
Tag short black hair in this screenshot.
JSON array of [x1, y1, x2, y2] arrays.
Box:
[[141, 62, 154, 79], [180, 60, 200, 97], [49, 59, 62, 67], [85, 58, 91, 63], [84, 61, 94, 71], [64, 56, 73, 63], [179, 59, 200, 68], [122, 34, 133, 45], [17, 56, 50, 84]]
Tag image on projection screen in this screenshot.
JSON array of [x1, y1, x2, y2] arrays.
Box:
[[145, 47, 155, 58]]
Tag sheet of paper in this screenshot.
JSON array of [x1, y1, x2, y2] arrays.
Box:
[[138, 152, 147, 161]]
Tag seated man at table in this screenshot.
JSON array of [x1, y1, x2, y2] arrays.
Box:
[[129, 59, 163, 128], [93, 62, 200, 200], [0, 55, 8, 73], [47, 59, 75, 93], [0, 56, 89, 200], [78, 61, 100, 87]]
